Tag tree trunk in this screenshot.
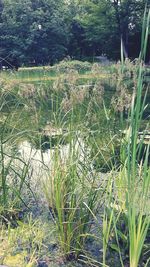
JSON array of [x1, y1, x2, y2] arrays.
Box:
[[122, 31, 129, 58]]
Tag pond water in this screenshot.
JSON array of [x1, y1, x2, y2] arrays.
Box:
[[16, 133, 92, 202], [18, 135, 90, 178]]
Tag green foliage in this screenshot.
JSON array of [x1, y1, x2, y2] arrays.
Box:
[[52, 59, 92, 73], [79, 0, 148, 59], [0, 0, 69, 66], [43, 135, 99, 259], [0, 216, 54, 266], [0, 0, 149, 66]]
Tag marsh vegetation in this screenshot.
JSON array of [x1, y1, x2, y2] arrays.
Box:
[[0, 11, 150, 267]]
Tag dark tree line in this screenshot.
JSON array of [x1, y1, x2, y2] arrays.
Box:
[[0, 0, 149, 68]]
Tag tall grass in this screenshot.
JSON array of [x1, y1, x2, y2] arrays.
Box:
[[125, 8, 150, 267], [113, 7, 150, 267], [90, 7, 150, 267], [0, 93, 36, 222], [43, 130, 100, 259]]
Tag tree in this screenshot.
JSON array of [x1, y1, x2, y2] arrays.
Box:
[[63, 0, 88, 59], [0, 0, 33, 67], [0, 0, 148, 65], [80, 0, 148, 59], [26, 0, 69, 65], [110, 0, 147, 57], [0, 0, 70, 67]]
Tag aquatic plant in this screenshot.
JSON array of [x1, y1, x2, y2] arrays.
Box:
[[43, 132, 100, 259], [110, 7, 150, 267], [125, 8, 150, 267]]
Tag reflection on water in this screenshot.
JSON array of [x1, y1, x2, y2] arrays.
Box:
[[18, 135, 90, 187]]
